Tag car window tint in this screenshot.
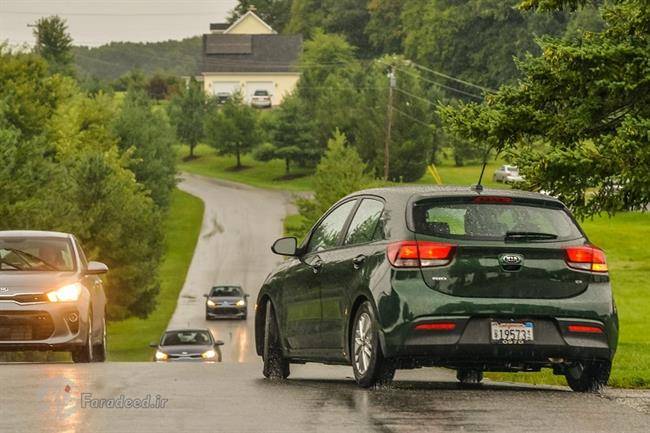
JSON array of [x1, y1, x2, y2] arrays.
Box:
[[307, 200, 357, 253], [344, 199, 384, 245]]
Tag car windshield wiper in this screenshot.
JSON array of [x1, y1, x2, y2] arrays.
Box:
[[504, 231, 558, 242], [3, 248, 59, 271], [0, 257, 26, 271]]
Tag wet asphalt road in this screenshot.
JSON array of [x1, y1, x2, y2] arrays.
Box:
[[2, 173, 649, 432]]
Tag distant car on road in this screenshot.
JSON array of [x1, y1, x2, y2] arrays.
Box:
[[493, 165, 524, 184], [215, 92, 231, 104], [204, 285, 249, 320], [0, 230, 109, 363], [251, 90, 272, 108], [151, 329, 223, 362], [256, 186, 618, 392]]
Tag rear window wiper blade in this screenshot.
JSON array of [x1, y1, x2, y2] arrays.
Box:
[[504, 231, 558, 242]]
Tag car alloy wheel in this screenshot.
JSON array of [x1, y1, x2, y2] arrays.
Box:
[[351, 301, 395, 388]]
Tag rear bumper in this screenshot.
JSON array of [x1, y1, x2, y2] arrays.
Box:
[[0, 299, 90, 351], [385, 316, 613, 369]]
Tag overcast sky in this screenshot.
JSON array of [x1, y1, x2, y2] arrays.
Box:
[[0, 0, 238, 47]]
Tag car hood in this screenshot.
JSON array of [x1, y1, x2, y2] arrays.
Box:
[[159, 345, 213, 355], [0, 272, 79, 294]]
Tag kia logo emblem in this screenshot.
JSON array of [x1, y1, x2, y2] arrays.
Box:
[[500, 254, 523, 266], [0, 287, 8, 292]]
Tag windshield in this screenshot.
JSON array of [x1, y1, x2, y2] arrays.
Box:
[[210, 286, 243, 297], [0, 237, 76, 271], [162, 331, 212, 346], [413, 198, 582, 241]]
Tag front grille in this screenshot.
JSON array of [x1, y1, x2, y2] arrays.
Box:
[[169, 353, 202, 359], [215, 307, 241, 315], [0, 293, 48, 304], [0, 311, 55, 341]]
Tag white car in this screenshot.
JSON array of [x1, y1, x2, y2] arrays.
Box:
[[251, 90, 272, 108], [493, 165, 524, 184]]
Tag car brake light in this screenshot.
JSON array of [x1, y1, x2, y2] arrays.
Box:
[[387, 241, 455, 268], [565, 246, 608, 272], [567, 324, 604, 334], [415, 322, 456, 331], [473, 196, 513, 204]]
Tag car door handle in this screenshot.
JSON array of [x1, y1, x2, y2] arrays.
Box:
[[311, 257, 323, 273], [353, 255, 367, 270]]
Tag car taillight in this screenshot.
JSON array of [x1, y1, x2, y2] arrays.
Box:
[[415, 322, 456, 331], [565, 246, 608, 272], [473, 196, 513, 204], [387, 241, 455, 268], [567, 324, 604, 334]]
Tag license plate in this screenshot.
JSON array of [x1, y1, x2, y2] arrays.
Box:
[[490, 321, 534, 344]]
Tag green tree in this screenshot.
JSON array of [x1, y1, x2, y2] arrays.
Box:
[[366, 0, 407, 54], [33, 16, 75, 76], [168, 78, 207, 159], [441, 0, 650, 215], [254, 95, 319, 174], [292, 130, 373, 238], [113, 89, 177, 209], [204, 94, 260, 169]]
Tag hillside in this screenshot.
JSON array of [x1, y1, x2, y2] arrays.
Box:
[[73, 36, 202, 80]]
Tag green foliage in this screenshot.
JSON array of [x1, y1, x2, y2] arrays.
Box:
[[73, 37, 201, 81], [441, 0, 650, 216], [146, 73, 181, 100], [33, 16, 75, 76], [113, 89, 177, 209], [168, 78, 207, 158], [228, 1, 293, 32], [204, 94, 261, 168], [402, 0, 570, 90], [292, 131, 372, 237], [366, 0, 407, 54]]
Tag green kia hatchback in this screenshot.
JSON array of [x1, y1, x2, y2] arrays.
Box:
[[255, 186, 618, 392]]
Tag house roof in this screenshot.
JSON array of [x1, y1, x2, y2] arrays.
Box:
[[225, 11, 276, 34], [202, 34, 302, 73]]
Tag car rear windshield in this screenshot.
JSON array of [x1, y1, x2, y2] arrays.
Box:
[[254, 90, 268, 96], [412, 197, 582, 241], [0, 237, 76, 271]]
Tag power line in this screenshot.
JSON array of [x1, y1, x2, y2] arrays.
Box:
[[406, 60, 496, 94], [394, 87, 440, 107], [394, 66, 484, 101], [391, 106, 436, 130]]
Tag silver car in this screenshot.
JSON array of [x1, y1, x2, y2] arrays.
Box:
[[0, 231, 108, 362], [493, 165, 524, 183]]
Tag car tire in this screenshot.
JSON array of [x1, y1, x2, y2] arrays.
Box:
[[92, 317, 107, 362], [457, 368, 483, 385], [205, 312, 211, 321], [71, 314, 93, 363], [351, 301, 395, 388], [565, 360, 611, 393], [262, 301, 290, 379]]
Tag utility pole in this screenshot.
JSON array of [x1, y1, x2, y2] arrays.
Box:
[[384, 67, 396, 181]]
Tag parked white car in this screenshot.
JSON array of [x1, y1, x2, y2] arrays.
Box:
[[251, 90, 272, 108], [493, 165, 524, 184]]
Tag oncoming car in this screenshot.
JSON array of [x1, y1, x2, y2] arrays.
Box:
[[255, 186, 618, 392], [205, 285, 249, 320], [0, 231, 109, 362], [151, 329, 224, 362]]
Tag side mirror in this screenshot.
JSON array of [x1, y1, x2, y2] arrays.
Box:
[[271, 237, 298, 257], [86, 261, 109, 275], [149, 342, 158, 348], [244, 294, 250, 299], [214, 340, 225, 347]]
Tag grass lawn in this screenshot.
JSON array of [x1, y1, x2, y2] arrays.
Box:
[[487, 212, 650, 388], [107, 189, 204, 361], [177, 144, 314, 192]]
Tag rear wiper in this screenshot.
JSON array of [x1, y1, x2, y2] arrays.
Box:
[[504, 231, 558, 242]]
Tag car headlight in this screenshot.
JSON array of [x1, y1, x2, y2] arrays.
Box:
[[47, 283, 83, 302], [207, 299, 216, 307], [201, 349, 217, 359], [236, 299, 246, 307], [155, 350, 168, 361]]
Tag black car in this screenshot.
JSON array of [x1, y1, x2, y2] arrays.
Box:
[[205, 285, 249, 320], [0, 230, 109, 363], [151, 329, 223, 362], [255, 186, 618, 392]]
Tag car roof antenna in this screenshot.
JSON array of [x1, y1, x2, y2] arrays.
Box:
[[472, 143, 497, 193]]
